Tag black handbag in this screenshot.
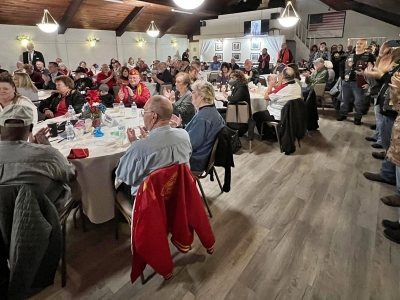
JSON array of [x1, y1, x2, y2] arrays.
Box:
[[229, 127, 241, 154]]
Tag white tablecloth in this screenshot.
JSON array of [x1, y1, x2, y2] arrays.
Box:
[[214, 90, 267, 114], [34, 108, 142, 224]]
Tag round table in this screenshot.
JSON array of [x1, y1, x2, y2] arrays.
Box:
[[34, 108, 142, 224]]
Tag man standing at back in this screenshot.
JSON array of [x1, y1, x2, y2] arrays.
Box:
[[0, 105, 76, 212], [115, 96, 192, 199], [337, 39, 375, 125], [22, 43, 45, 69]]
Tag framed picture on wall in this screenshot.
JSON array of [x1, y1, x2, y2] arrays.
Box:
[[251, 40, 261, 50], [215, 53, 223, 61], [232, 42, 241, 51], [215, 42, 223, 51], [250, 53, 259, 62], [232, 53, 241, 61]]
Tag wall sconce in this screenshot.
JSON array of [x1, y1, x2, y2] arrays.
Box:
[[137, 38, 147, 47], [171, 39, 179, 47], [86, 37, 100, 47], [16, 35, 32, 47]]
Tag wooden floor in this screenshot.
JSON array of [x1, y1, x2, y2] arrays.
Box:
[[31, 109, 400, 300]]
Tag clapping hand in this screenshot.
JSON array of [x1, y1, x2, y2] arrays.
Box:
[[389, 72, 400, 90], [126, 128, 138, 143], [118, 89, 125, 101], [44, 110, 54, 118], [32, 128, 51, 145], [126, 86, 134, 97], [139, 126, 148, 138], [163, 88, 175, 102], [170, 114, 182, 128]]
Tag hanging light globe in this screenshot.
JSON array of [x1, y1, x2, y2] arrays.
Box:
[[146, 21, 159, 37], [37, 9, 59, 33], [173, 0, 204, 10], [278, 1, 300, 28]]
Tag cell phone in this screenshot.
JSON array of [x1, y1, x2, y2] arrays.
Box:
[[386, 40, 400, 47]]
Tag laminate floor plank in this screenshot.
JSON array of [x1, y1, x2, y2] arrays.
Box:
[[30, 110, 400, 300]]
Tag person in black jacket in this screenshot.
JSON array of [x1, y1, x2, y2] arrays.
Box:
[[216, 70, 251, 136], [98, 84, 114, 108], [39, 76, 84, 119], [331, 44, 346, 80]]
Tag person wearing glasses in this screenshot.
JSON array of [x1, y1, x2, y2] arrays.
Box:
[[115, 95, 192, 200]]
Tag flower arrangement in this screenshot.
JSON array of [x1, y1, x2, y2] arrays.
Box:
[[82, 90, 106, 119]]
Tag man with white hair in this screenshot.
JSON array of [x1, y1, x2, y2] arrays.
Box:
[[244, 59, 259, 84], [151, 62, 172, 93], [22, 43, 45, 69], [229, 58, 240, 71]]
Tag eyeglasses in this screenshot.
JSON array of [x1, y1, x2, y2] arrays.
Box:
[[140, 110, 153, 117]]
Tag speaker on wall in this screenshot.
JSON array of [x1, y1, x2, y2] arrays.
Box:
[[200, 20, 206, 27]]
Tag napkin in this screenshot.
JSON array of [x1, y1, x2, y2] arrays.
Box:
[[67, 148, 89, 159]]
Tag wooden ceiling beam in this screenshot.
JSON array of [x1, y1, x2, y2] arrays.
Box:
[[137, 0, 218, 16], [58, 0, 84, 34], [116, 6, 147, 37], [158, 16, 186, 38]]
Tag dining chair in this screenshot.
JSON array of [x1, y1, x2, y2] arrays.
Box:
[[313, 83, 327, 113], [225, 101, 254, 151], [113, 85, 121, 97], [160, 83, 172, 94], [259, 77, 267, 87], [208, 72, 219, 83], [192, 138, 223, 218], [260, 121, 282, 152]]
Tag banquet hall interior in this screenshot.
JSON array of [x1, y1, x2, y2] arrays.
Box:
[[0, 0, 400, 299]]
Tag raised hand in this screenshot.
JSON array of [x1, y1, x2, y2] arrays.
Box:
[[170, 114, 182, 128], [126, 127, 138, 143]]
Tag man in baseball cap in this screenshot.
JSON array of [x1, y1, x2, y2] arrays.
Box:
[[0, 104, 77, 212], [302, 57, 329, 99], [73, 66, 93, 91]]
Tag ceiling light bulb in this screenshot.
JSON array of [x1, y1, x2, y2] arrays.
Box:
[[173, 0, 204, 10]]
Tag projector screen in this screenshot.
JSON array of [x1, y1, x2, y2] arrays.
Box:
[[244, 19, 270, 36]]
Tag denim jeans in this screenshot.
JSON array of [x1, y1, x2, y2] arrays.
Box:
[[372, 101, 383, 145], [380, 115, 396, 184], [340, 81, 365, 119]]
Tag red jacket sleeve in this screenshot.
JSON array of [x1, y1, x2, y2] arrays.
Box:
[[258, 55, 263, 62]]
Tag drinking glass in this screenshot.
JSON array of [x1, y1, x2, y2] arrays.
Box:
[[113, 103, 120, 113], [84, 119, 92, 133]]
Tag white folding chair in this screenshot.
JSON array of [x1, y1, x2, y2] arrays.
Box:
[[313, 83, 327, 113]]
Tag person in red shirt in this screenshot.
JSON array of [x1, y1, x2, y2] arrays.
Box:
[[116, 69, 150, 108], [258, 48, 271, 74], [277, 43, 294, 65], [96, 64, 116, 94], [38, 76, 84, 118]]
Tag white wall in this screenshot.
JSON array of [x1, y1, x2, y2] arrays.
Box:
[[199, 36, 285, 63], [296, 0, 400, 47], [0, 24, 188, 72]]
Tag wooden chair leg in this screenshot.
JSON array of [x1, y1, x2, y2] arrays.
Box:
[[212, 167, 223, 192], [273, 125, 282, 153], [195, 177, 212, 218]]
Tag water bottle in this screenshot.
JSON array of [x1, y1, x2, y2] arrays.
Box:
[[117, 120, 125, 146], [65, 119, 75, 141], [119, 100, 125, 117], [131, 102, 137, 118], [68, 105, 76, 120]]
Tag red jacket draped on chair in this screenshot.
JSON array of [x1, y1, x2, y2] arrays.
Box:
[[130, 164, 215, 283]]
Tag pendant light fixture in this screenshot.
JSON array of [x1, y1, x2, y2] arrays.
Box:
[[37, 9, 59, 33], [173, 0, 204, 10], [146, 21, 159, 37], [278, 1, 300, 28]]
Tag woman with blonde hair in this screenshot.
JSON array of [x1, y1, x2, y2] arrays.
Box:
[[58, 63, 71, 76], [163, 72, 195, 125], [171, 80, 225, 172], [0, 73, 38, 123], [13, 72, 39, 101]]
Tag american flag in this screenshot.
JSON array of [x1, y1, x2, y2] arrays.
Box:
[[307, 12, 346, 38]]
